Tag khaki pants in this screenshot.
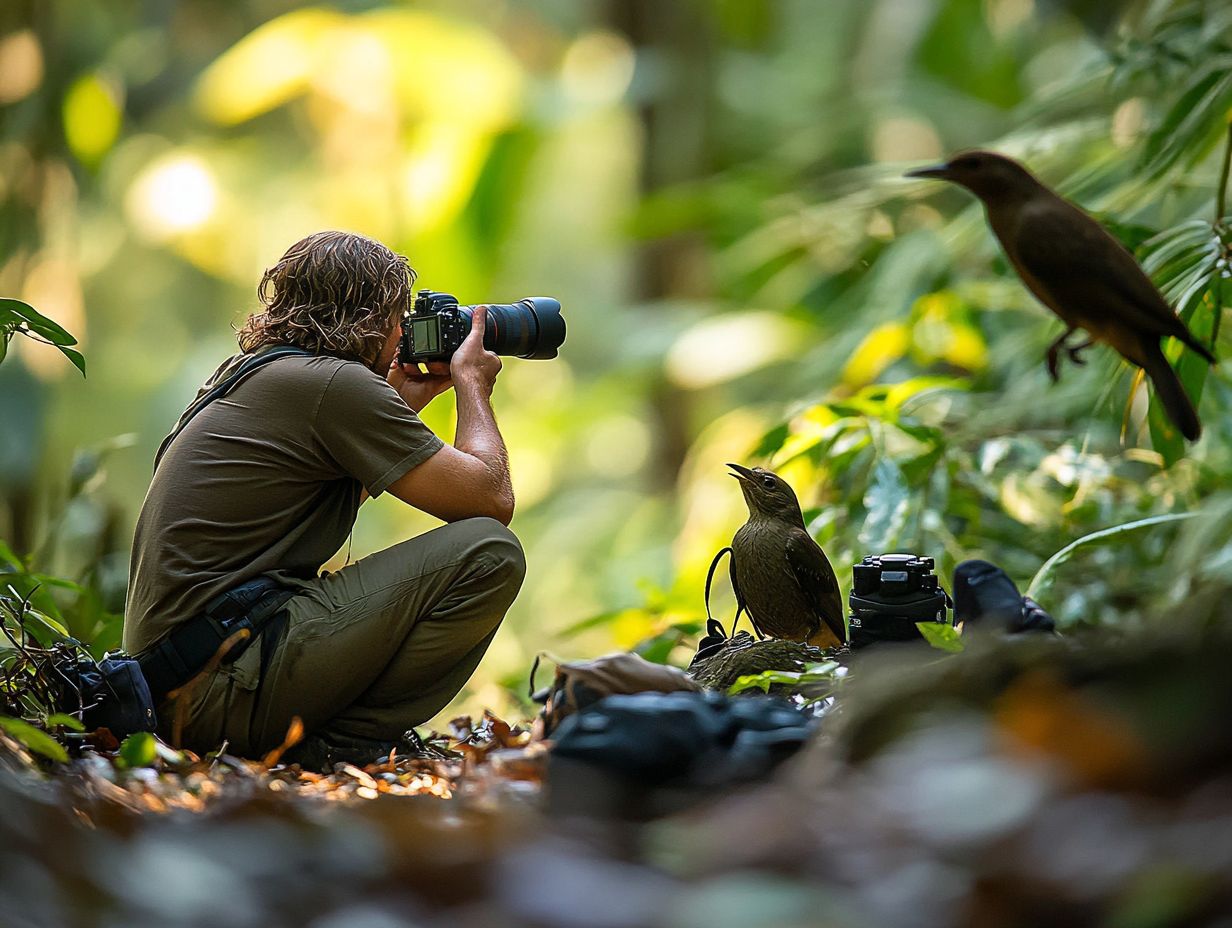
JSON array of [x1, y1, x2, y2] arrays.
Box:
[[165, 517, 525, 757]]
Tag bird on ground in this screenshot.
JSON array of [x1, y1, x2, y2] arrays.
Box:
[[907, 150, 1216, 441], [726, 463, 845, 649]]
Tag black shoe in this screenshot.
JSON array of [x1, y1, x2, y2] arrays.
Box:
[[952, 560, 1056, 635], [282, 728, 449, 772], [281, 730, 395, 772]]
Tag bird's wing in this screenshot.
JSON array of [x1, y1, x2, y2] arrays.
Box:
[[1012, 201, 1197, 346], [784, 529, 845, 647]]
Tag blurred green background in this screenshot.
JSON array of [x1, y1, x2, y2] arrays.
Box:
[[2, 0, 1230, 725]]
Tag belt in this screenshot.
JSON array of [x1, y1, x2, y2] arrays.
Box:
[[138, 576, 294, 703]]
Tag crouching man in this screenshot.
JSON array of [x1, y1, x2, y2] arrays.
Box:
[[123, 230, 525, 768]]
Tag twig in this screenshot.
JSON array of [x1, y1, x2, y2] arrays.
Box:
[[167, 627, 250, 748]]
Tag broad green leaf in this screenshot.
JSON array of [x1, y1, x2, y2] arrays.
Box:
[[859, 456, 909, 551], [45, 713, 86, 732], [118, 731, 158, 768], [728, 660, 841, 695], [25, 609, 69, 639], [0, 541, 24, 570], [916, 622, 964, 653], [0, 716, 68, 763], [58, 346, 86, 377], [633, 626, 691, 665], [1027, 512, 1199, 602], [0, 298, 77, 346], [751, 422, 790, 459]]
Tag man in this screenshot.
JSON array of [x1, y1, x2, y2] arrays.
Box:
[[124, 230, 525, 768]]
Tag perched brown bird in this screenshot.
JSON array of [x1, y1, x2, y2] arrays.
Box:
[[907, 150, 1216, 441], [727, 463, 845, 649]]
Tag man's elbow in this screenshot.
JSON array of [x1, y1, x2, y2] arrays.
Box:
[[489, 491, 515, 526]]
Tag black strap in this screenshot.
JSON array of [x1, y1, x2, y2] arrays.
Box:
[[691, 547, 738, 668], [703, 546, 734, 636], [153, 345, 315, 471], [138, 578, 294, 702]]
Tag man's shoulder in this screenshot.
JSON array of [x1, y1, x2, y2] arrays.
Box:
[[219, 351, 380, 389]]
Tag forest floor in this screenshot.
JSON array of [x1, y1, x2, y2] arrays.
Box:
[[4, 622, 1232, 928]]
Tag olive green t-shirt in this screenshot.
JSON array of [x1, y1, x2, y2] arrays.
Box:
[[123, 352, 444, 653]]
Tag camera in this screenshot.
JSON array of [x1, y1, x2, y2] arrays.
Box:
[[848, 553, 953, 649], [399, 289, 566, 364]]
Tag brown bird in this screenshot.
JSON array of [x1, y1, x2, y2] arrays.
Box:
[[727, 463, 845, 649], [907, 150, 1216, 441]]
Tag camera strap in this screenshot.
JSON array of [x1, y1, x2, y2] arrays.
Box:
[[152, 345, 316, 472], [692, 546, 750, 666]]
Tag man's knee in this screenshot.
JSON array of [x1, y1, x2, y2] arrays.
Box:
[[453, 516, 526, 592]]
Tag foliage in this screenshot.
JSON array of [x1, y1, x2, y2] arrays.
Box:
[[727, 659, 843, 697], [0, 298, 84, 375], [2, 0, 1232, 721], [618, 0, 1232, 662]]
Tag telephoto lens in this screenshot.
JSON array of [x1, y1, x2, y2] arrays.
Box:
[[461, 298, 566, 360]]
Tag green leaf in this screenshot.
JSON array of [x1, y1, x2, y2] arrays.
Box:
[[859, 456, 909, 550], [751, 422, 790, 459], [0, 298, 77, 346], [1026, 512, 1199, 602], [1142, 66, 1232, 177], [45, 713, 86, 732], [556, 609, 623, 638], [916, 622, 964, 653], [633, 627, 687, 665], [727, 660, 841, 695], [118, 731, 158, 768], [23, 607, 69, 639], [58, 346, 86, 377], [0, 715, 69, 762], [0, 540, 24, 571]]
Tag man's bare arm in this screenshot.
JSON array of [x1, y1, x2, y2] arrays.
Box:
[[386, 307, 514, 525]]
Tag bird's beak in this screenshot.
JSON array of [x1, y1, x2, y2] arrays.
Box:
[[905, 162, 951, 180], [727, 462, 755, 483]]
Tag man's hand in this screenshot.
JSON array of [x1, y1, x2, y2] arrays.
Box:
[[451, 306, 502, 398], [386, 304, 514, 525], [387, 359, 453, 413]]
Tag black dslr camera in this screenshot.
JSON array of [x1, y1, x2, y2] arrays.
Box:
[[399, 289, 566, 364], [848, 553, 953, 649]]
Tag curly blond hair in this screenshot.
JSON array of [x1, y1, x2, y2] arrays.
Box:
[[237, 231, 416, 366]]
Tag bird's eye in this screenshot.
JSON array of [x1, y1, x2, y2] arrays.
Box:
[[761, 475, 777, 489]]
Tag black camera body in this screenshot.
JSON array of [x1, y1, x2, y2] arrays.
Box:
[[848, 553, 952, 649], [399, 289, 565, 364]]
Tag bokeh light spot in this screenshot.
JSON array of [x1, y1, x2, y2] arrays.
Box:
[[126, 154, 219, 239], [0, 30, 43, 104], [63, 73, 123, 164], [667, 311, 806, 389], [561, 31, 636, 105]]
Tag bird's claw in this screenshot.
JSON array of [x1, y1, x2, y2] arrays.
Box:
[[1067, 339, 1093, 367], [1046, 342, 1063, 382], [1045, 331, 1090, 382]]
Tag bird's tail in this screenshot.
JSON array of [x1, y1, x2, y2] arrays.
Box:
[[1140, 339, 1202, 441], [1172, 327, 1217, 366]]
